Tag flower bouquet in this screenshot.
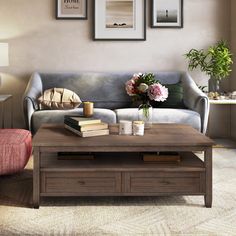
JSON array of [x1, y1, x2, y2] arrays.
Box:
[[125, 73, 168, 127]]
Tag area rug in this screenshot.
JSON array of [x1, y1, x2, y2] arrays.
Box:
[[0, 148, 236, 235]]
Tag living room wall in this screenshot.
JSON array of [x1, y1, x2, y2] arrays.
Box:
[[0, 0, 231, 129]]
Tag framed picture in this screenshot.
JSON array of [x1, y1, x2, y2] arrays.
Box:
[[93, 0, 146, 41], [56, 0, 87, 19], [151, 0, 183, 28]]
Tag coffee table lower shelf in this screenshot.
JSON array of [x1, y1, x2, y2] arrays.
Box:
[[35, 152, 207, 206]]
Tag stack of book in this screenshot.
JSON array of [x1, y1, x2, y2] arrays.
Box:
[[64, 116, 109, 137]]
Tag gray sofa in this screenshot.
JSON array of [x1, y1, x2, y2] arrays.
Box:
[[23, 72, 209, 134]]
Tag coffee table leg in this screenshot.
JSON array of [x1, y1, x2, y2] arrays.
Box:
[[33, 147, 40, 208], [204, 147, 212, 208]]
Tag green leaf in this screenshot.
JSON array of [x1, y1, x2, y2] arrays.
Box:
[[184, 40, 233, 80]]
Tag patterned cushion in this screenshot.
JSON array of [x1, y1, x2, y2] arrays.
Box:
[[38, 88, 82, 110], [0, 129, 32, 175]]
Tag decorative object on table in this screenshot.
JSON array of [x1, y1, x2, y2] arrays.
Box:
[[208, 92, 236, 101], [0, 42, 9, 87], [119, 120, 133, 135], [83, 101, 94, 117], [151, 0, 183, 28], [64, 116, 109, 137], [108, 124, 119, 135], [208, 92, 220, 100], [38, 88, 81, 110], [125, 73, 168, 128], [93, 0, 146, 41], [56, 0, 87, 19], [185, 41, 233, 92], [143, 152, 181, 162], [133, 121, 145, 136], [230, 91, 236, 99]]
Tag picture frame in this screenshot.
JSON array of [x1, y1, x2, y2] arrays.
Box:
[[93, 0, 146, 41], [56, 0, 87, 20], [151, 0, 183, 28]]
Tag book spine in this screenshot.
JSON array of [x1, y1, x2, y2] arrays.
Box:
[[81, 123, 109, 132], [65, 124, 109, 137], [64, 119, 81, 131], [79, 120, 102, 125], [82, 129, 109, 138], [64, 117, 79, 126], [64, 124, 82, 136], [64, 117, 102, 126]]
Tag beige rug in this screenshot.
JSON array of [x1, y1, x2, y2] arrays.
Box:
[[0, 148, 236, 236]]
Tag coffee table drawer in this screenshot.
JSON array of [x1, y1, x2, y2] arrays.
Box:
[[41, 172, 121, 194], [126, 172, 204, 194]]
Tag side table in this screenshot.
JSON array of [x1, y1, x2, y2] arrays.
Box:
[[209, 99, 236, 105], [209, 99, 236, 138], [0, 95, 13, 128]]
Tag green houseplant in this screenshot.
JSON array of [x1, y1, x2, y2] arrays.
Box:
[[185, 41, 233, 92]]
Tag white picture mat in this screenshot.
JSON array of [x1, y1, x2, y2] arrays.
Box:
[[152, 0, 182, 27], [57, 0, 86, 17], [95, 0, 145, 39]]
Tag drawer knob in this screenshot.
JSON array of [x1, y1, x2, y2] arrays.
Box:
[[77, 181, 85, 185]]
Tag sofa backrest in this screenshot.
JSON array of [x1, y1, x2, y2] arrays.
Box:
[[38, 72, 183, 109]]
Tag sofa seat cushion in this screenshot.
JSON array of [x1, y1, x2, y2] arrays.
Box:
[[32, 108, 116, 133], [115, 108, 201, 131]]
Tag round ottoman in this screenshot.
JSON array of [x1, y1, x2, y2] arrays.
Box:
[[0, 129, 32, 176]]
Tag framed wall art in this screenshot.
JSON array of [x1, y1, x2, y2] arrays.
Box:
[[151, 0, 183, 28], [93, 0, 146, 41], [56, 0, 87, 20]]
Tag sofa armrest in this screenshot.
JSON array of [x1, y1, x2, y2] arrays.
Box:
[[23, 97, 35, 131], [22, 73, 43, 131], [181, 73, 209, 134]]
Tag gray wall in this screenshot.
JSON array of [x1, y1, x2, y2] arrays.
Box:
[[0, 0, 231, 131]]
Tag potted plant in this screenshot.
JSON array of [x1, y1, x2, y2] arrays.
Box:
[[185, 41, 233, 92]]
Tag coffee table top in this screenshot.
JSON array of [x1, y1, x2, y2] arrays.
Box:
[[33, 124, 214, 152]]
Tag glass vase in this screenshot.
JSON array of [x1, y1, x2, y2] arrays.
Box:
[[138, 103, 153, 129]]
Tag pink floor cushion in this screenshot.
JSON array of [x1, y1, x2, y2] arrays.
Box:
[[0, 129, 32, 176]]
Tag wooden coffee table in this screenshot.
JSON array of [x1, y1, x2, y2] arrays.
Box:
[[33, 124, 214, 208]]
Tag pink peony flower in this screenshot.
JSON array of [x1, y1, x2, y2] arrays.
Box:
[[125, 79, 136, 96], [125, 74, 142, 96], [132, 74, 140, 81], [148, 83, 168, 102]]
